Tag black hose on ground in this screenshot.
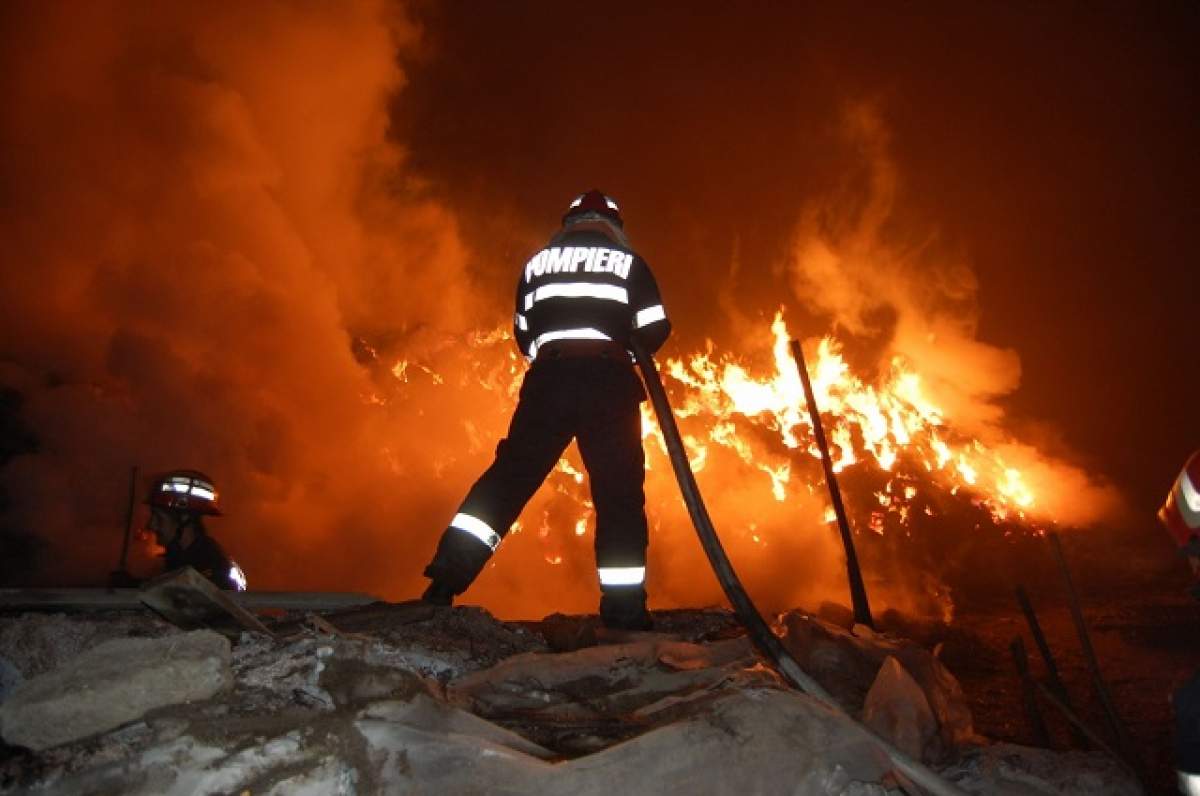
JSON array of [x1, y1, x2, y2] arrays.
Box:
[[630, 338, 966, 796]]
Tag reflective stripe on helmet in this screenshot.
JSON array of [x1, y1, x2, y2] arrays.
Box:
[[635, 305, 666, 328], [161, 477, 217, 501], [523, 282, 629, 311], [149, 470, 222, 515], [1179, 471, 1200, 529], [451, 512, 501, 551], [1180, 771, 1200, 796], [515, 313, 528, 331], [598, 566, 646, 586], [564, 190, 623, 227]]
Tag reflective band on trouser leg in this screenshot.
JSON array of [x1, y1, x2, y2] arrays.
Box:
[[1181, 771, 1200, 796], [450, 512, 502, 551], [598, 566, 646, 587]]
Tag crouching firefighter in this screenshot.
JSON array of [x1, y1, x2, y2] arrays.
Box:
[[421, 189, 671, 630], [146, 469, 247, 591], [1159, 450, 1200, 795]]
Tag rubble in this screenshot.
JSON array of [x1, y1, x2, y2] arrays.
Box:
[[0, 630, 232, 751], [942, 743, 1141, 796], [780, 609, 978, 756], [0, 604, 1141, 795], [0, 611, 175, 681], [862, 656, 938, 760]]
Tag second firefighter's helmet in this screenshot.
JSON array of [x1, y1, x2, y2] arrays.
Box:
[[1160, 450, 1200, 549], [563, 189, 623, 228], [146, 469, 222, 516]]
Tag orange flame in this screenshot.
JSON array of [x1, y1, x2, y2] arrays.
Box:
[[366, 308, 1068, 617], [645, 310, 1040, 527], [379, 310, 1048, 534]]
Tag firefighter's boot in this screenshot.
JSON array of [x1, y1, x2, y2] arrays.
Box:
[[422, 523, 495, 604], [421, 580, 455, 606], [600, 585, 652, 631]]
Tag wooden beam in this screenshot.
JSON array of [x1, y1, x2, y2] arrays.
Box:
[[139, 567, 275, 636]]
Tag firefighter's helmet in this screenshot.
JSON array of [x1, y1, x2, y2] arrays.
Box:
[[1159, 450, 1200, 548], [563, 189, 623, 228], [146, 469, 222, 516]]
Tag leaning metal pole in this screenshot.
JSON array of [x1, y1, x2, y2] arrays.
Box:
[[789, 339, 874, 628], [631, 338, 965, 796], [1049, 531, 1146, 783], [117, 465, 139, 573]]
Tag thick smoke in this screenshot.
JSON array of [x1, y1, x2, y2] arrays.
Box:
[[0, 4, 1132, 621], [0, 1, 492, 597], [785, 103, 1120, 528]]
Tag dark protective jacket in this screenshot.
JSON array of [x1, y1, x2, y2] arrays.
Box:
[[513, 229, 670, 361], [165, 531, 239, 590]]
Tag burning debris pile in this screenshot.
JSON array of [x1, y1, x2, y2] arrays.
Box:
[[0, 601, 1137, 795], [356, 309, 1113, 618]]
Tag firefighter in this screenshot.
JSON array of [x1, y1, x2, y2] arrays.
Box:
[[1158, 450, 1200, 795], [146, 469, 246, 591], [421, 189, 671, 630]]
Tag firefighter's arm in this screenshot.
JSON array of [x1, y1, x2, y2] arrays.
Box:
[[628, 256, 671, 355]]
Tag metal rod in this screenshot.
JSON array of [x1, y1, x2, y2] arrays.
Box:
[[117, 465, 139, 572], [1048, 531, 1145, 777], [1015, 584, 1088, 748], [1010, 636, 1051, 747], [789, 339, 874, 628], [1032, 679, 1142, 787]]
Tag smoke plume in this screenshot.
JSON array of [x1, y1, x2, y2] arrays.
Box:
[[0, 4, 1127, 620], [0, 1, 491, 598], [785, 103, 1120, 528]]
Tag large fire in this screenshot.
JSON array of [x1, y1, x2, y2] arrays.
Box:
[[655, 310, 1039, 529], [360, 308, 1063, 617]]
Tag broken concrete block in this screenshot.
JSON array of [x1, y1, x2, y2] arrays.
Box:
[[816, 600, 856, 629], [552, 689, 895, 796], [319, 655, 433, 708], [448, 638, 759, 721], [780, 609, 976, 753], [908, 644, 977, 751], [0, 629, 232, 750], [361, 694, 555, 759], [140, 566, 272, 636], [264, 755, 358, 796], [862, 655, 937, 761], [356, 688, 896, 796], [0, 611, 174, 682], [942, 742, 1141, 796]]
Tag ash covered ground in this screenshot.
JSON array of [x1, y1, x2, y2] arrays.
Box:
[[0, 583, 1155, 795]]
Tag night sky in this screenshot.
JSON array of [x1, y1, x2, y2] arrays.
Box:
[[0, 1, 1196, 611]]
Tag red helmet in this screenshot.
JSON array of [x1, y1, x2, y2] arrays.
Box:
[[146, 469, 222, 516], [563, 189, 623, 228], [1158, 450, 1200, 548]]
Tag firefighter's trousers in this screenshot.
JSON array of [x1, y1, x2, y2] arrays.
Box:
[[425, 353, 649, 624]]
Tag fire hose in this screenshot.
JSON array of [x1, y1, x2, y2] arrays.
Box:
[[630, 338, 966, 796]]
